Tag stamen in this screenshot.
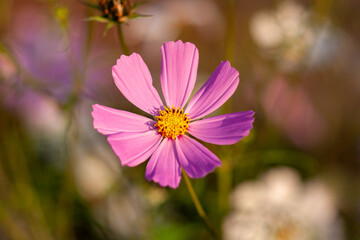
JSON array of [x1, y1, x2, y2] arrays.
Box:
[[155, 106, 190, 139]]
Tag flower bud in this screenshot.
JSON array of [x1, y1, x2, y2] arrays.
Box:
[[98, 0, 134, 23]]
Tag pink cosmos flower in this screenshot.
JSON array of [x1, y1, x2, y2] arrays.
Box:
[[92, 40, 254, 188]]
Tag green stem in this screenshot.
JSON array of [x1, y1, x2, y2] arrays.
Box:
[[217, 0, 236, 216], [117, 23, 129, 55], [224, 0, 235, 64], [182, 170, 219, 240]]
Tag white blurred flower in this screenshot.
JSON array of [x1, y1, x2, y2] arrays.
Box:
[[93, 187, 148, 239], [250, 1, 308, 49], [73, 153, 116, 201], [25, 94, 66, 137], [146, 186, 167, 207], [250, 0, 340, 71], [250, 11, 284, 49], [223, 168, 344, 240], [276, 0, 307, 38]]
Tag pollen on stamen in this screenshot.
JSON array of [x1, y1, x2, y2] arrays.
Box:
[[155, 106, 190, 139]]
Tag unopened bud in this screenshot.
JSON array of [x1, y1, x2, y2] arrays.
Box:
[[98, 0, 134, 23]]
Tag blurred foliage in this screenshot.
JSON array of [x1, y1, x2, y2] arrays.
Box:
[[0, 0, 360, 239]]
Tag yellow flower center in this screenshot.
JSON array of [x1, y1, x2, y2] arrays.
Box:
[[155, 106, 190, 139]]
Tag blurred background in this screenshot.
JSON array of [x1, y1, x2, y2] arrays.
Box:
[[0, 0, 359, 239]]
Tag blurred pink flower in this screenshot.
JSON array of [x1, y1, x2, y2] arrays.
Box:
[[8, 5, 73, 101], [1, 87, 66, 138], [7, 4, 113, 103], [262, 77, 326, 148], [92, 40, 254, 188]]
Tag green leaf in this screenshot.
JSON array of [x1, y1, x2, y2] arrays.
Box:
[[85, 16, 110, 23], [103, 22, 116, 36], [128, 12, 152, 20]]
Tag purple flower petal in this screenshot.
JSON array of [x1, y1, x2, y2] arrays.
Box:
[[112, 53, 163, 115], [175, 135, 221, 178], [92, 41, 255, 189], [108, 130, 162, 167], [185, 61, 239, 119], [189, 111, 255, 145], [92, 104, 155, 135], [145, 138, 181, 188], [161, 40, 199, 108]]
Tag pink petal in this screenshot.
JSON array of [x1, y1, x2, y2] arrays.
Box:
[[145, 138, 181, 188], [92, 104, 156, 135], [185, 61, 239, 119], [175, 135, 221, 178], [112, 53, 163, 115], [107, 130, 162, 167], [161, 40, 199, 108], [188, 111, 255, 145]]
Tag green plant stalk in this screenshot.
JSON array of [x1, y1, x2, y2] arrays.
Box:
[[224, 0, 235, 65], [218, 0, 236, 216], [117, 23, 129, 55], [182, 170, 218, 240], [57, 8, 95, 239]]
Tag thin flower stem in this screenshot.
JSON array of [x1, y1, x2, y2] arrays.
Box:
[[182, 170, 219, 240], [224, 0, 235, 64], [117, 23, 129, 55], [217, 0, 236, 217]]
